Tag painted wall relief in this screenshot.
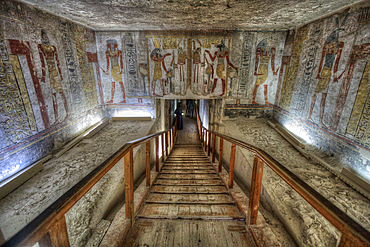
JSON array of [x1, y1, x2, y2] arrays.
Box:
[[251, 37, 280, 105], [101, 39, 126, 103], [146, 35, 237, 97]]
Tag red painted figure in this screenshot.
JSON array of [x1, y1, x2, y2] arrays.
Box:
[[205, 42, 238, 96], [101, 39, 126, 103], [308, 27, 345, 128], [38, 29, 69, 124]]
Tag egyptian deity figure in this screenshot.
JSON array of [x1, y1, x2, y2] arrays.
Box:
[[252, 38, 279, 105], [38, 29, 69, 124], [101, 39, 126, 103], [205, 42, 238, 96], [308, 19, 346, 128], [177, 46, 187, 84], [150, 39, 171, 96], [193, 42, 202, 85]]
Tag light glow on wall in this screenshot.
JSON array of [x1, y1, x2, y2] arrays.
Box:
[[283, 121, 313, 145], [112, 109, 153, 118]]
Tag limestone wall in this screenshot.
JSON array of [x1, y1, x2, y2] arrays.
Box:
[[0, 0, 106, 183]]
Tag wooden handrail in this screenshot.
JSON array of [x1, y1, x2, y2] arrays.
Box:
[[196, 108, 370, 246], [2, 119, 177, 247]]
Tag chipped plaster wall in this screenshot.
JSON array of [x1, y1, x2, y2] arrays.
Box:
[[0, 0, 107, 183], [274, 4, 370, 183], [223, 2, 370, 184]]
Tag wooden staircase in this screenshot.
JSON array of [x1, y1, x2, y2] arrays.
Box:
[[124, 143, 255, 246]]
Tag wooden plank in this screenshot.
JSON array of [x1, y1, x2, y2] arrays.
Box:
[[219, 138, 223, 172], [162, 133, 165, 162], [137, 204, 244, 219], [247, 156, 264, 227], [45, 216, 70, 247], [156, 136, 159, 172], [229, 143, 236, 189], [160, 170, 217, 174], [162, 165, 215, 170], [151, 185, 228, 194], [146, 140, 150, 187], [124, 149, 134, 220], [155, 179, 224, 186], [158, 174, 220, 180], [146, 194, 234, 204]]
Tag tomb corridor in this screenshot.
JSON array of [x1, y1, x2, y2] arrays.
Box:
[[1, 0, 370, 246]]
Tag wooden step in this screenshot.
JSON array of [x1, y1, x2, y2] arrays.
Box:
[[123, 219, 254, 247], [151, 185, 229, 194], [145, 194, 234, 204], [155, 179, 224, 186], [158, 174, 220, 180], [137, 204, 244, 220], [162, 165, 215, 170], [160, 170, 217, 174]]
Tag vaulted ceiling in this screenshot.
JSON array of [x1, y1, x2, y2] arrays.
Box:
[[20, 0, 363, 31]]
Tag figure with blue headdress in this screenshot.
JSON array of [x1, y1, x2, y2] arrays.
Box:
[[308, 14, 347, 128], [101, 39, 126, 103]]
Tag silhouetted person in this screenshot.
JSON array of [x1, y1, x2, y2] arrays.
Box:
[[189, 100, 194, 118], [175, 103, 184, 130]]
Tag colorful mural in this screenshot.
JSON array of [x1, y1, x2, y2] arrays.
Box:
[[0, 1, 103, 182]]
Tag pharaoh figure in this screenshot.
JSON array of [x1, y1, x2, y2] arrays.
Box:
[[192, 40, 202, 86], [176, 44, 187, 94], [38, 29, 69, 124], [101, 39, 126, 103], [308, 16, 346, 128], [150, 38, 171, 96], [205, 41, 238, 96], [252, 38, 279, 105]]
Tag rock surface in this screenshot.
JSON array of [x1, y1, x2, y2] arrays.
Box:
[[223, 118, 370, 246], [21, 0, 361, 31], [0, 120, 155, 244]]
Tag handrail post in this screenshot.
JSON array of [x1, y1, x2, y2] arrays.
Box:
[[207, 131, 211, 156], [247, 155, 264, 227], [124, 148, 134, 222], [166, 131, 169, 156], [171, 129, 173, 150], [228, 143, 236, 189], [161, 133, 165, 162], [212, 133, 216, 163], [219, 138, 223, 172], [201, 128, 203, 145], [39, 216, 70, 247], [155, 136, 159, 172], [205, 130, 208, 152], [146, 140, 150, 187]]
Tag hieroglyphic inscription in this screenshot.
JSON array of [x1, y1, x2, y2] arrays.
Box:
[[0, 0, 25, 22], [238, 32, 254, 97], [0, 29, 33, 146], [163, 37, 177, 50], [355, 89, 370, 148], [279, 26, 309, 110], [75, 25, 97, 110], [60, 21, 84, 112], [293, 24, 322, 117], [9, 55, 37, 132], [203, 38, 223, 49], [124, 33, 140, 96], [358, 7, 370, 25], [346, 62, 370, 136]]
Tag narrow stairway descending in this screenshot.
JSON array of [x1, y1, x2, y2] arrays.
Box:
[[124, 117, 255, 246]]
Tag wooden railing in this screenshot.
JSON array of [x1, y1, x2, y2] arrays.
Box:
[[196, 110, 370, 247], [2, 119, 177, 247]]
